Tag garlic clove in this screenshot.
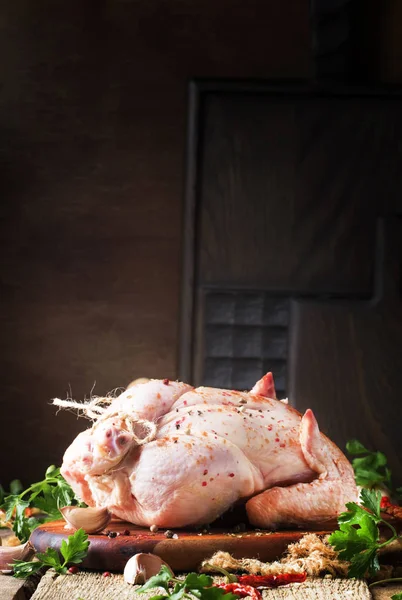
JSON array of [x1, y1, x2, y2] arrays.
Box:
[[124, 553, 173, 585], [60, 506, 111, 534], [0, 541, 33, 574]]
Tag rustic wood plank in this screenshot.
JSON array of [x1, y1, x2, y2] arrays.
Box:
[[29, 570, 372, 600], [0, 571, 42, 600]]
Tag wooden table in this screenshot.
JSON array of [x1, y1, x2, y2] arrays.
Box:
[[1, 570, 402, 600]]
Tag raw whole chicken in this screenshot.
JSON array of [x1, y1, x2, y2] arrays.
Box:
[[61, 373, 358, 529]]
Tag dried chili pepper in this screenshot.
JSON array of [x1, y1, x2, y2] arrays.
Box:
[[238, 573, 307, 587], [380, 495, 391, 509], [205, 562, 307, 591], [214, 583, 262, 600]]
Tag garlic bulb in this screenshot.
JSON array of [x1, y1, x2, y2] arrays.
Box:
[[124, 553, 173, 585], [0, 541, 33, 574], [61, 506, 111, 534]]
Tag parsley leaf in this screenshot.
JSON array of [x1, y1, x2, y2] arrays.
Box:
[[60, 528, 89, 564], [329, 488, 401, 579], [137, 566, 240, 600], [360, 488, 381, 520], [3, 496, 31, 542], [391, 593, 402, 600], [348, 548, 379, 579], [12, 559, 44, 579], [36, 547, 62, 570], [329, 518, 377, 560], [9, 480, 24, 495], [13, 529, 89, 578], [0, 465, 84, 543], [183, 573, 215, 589], [346, 440, 392, 489], [137, 565, 172, 592]]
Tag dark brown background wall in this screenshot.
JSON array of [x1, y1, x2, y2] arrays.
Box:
[[0, 0, 310, 483]]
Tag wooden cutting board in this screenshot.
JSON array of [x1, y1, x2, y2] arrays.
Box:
[[30, 519, 334, 572]]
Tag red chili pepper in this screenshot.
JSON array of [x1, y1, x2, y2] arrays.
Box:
[[238, 573, 307, 588], [214, 583, 262, 600], [380, 495, 392, 509]]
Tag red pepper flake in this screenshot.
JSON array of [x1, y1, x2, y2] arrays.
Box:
[[202, 481, 207, 486], [102, 571, 112, 578], [123, 529, 130, 536], [183, 400, 187, 405], [228, 473, 235, 477], [267, 424, 273, 431], [68, 566, 79, 574], [163, 378, 170, 385], [203, 469, 208, 475], [280, 443, 286, 448], [275, 438, 280, 442]]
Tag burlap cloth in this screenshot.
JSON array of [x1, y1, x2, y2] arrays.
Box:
[[29, 571, 376, 600]]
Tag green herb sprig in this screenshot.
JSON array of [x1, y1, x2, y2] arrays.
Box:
[[137, 565, 239, 600], [329, 488, 401, 578], [13, 528, 89, 578], [1, 465, 84, 542], [346, 439, 402, 503], [346, 440, 393, 489]]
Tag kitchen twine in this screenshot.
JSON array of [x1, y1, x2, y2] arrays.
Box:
[[52, 395, 157, 445]]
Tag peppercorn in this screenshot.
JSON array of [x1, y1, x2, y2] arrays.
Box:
[[68, 566, 79, 574], [164, 529, 174, 538], [107, 531, 117, 538], [123, 529, 130, 536]]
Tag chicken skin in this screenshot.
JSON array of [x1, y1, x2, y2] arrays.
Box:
[[61, 373, 358, 528]]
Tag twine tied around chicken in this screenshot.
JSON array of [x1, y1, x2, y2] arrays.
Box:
[[52, 394, 157, 446]]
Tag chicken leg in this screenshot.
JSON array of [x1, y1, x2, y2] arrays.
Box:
[[246, 409, 358, 528]]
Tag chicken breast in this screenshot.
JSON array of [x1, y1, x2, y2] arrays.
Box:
[[61, 373, 358, 529]]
